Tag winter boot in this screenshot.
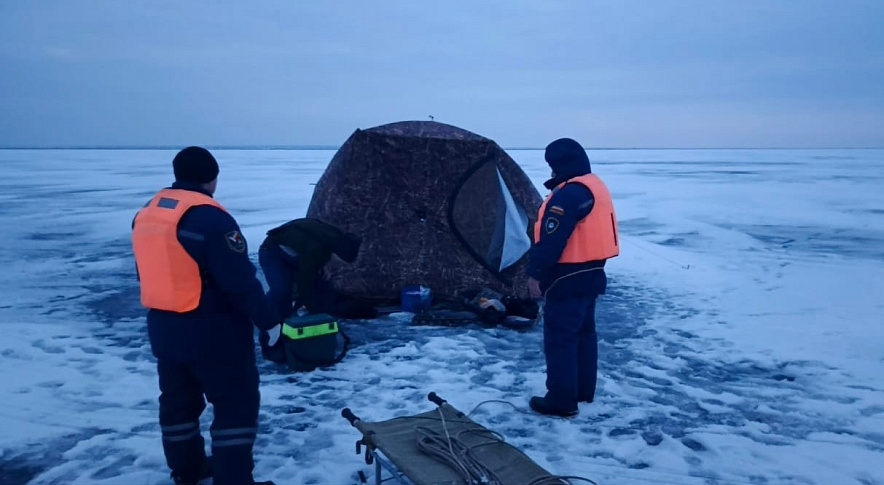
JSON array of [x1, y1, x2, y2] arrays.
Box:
[[170, 455, 212, 485], [529, 396, 578, 418]]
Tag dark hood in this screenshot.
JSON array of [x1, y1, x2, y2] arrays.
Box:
[[543, 138, 591, 190]]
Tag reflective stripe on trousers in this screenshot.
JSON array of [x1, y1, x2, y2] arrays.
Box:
[[211, 426, 258, 448], [161, 420, 201, 443]]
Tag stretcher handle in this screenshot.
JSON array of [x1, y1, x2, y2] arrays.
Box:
[[428, 392, 447, 406], [341, 408, 360, 426]]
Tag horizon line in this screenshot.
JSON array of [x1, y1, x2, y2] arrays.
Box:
[[1, 145, 883, 151]]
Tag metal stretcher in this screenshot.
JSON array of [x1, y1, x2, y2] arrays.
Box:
[[342, 393, 580, 485]]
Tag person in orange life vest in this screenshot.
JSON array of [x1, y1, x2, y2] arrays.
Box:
[[526, 138, 619, 418], [131, 147, 279, 485]]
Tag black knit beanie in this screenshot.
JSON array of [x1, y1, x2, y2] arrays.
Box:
[[173, 146, 219, 184]]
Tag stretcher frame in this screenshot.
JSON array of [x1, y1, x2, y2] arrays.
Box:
[[342, 393, 560, 485]]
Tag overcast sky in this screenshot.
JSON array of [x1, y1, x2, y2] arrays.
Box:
[[1, 1, 882, 148]]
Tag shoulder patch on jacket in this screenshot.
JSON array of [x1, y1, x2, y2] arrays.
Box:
[[225, 231, 246, 253], [545, 217, 560, 234], [549, 205, 565, 216]]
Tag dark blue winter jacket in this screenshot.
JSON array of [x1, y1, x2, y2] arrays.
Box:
[[527, 141, 607, 299], [142, 182, 279, 364]]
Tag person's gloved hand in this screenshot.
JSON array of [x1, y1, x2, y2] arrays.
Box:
[[266, 324, 282, 347]]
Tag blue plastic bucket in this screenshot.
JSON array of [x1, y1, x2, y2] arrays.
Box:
[[401, 285, 433, 313]]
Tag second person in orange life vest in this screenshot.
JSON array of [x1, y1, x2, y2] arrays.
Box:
[[526, 138, 619, 418], [131, 147, 279, 485]]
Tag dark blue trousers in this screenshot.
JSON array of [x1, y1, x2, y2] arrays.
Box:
[[257, 243, 336, 322], [158, 359, 260, 485], [258, 244, 299, 322], [542, 294, 599, 410]]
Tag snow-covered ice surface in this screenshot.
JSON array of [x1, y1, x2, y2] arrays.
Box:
[[1, 148, 882, 485]]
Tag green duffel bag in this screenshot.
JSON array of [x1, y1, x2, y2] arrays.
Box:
[[281, 313, 351, 372]]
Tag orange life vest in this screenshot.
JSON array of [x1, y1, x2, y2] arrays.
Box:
[[534, 173, 619, 263], [132, 188, 227, 312]]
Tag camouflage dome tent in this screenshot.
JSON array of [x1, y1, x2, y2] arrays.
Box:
[[307, 121, 543, 304]]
